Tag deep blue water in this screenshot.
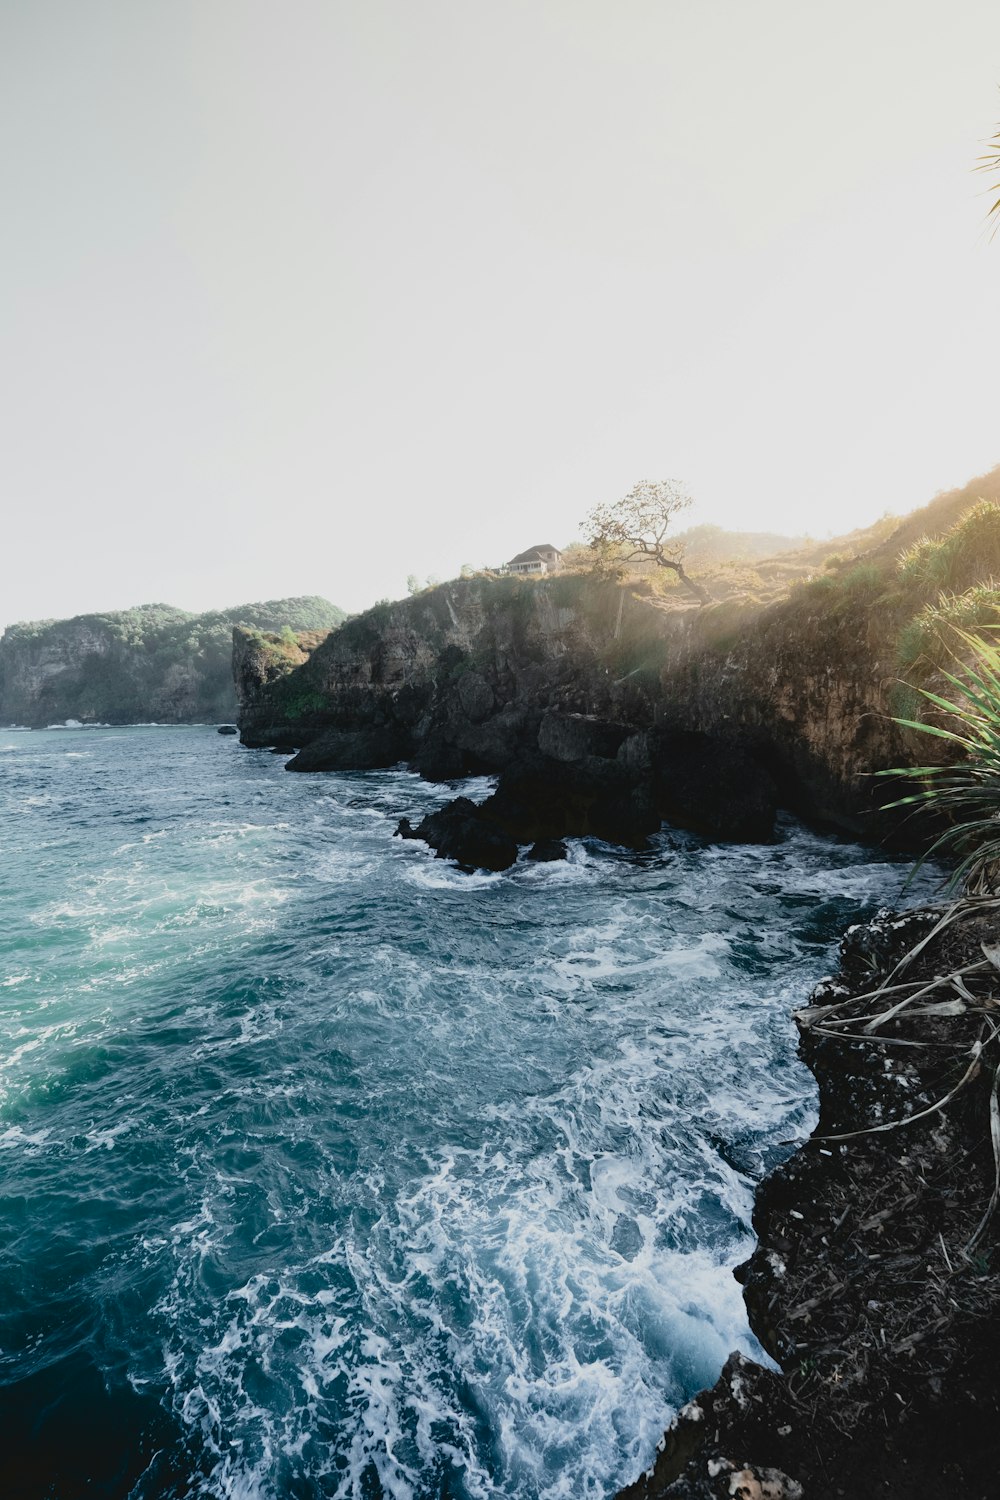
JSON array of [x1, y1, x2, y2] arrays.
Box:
[[0, 726, 919, 1499]]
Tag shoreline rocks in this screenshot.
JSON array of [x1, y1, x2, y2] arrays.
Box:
[[394, 733, 779, 872], [618, 903, 1000, 1499], [395, 798, 519, 873]]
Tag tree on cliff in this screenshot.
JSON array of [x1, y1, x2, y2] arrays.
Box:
[[583, 479, 710, 604]]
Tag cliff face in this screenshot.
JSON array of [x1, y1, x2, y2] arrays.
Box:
[[1, 598, 343, 727], [650, 590, 915, 832], [236, 577, 649, 764], [235, 573, 918, 835]]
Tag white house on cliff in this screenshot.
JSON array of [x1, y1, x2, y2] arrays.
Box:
[[505, 545, 562, 576]]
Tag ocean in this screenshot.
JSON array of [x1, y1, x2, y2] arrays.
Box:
[[0, 726, 920, 1499]]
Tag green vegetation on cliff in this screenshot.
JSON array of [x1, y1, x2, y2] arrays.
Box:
[[0, 596, 345, 726]]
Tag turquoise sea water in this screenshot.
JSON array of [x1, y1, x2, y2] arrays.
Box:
[[0, 727, 918, 1499]]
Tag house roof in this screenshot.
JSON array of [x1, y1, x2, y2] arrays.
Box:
[[508, 544, 561, 565]]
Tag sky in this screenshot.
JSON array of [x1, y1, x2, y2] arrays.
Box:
[[2, 0, 1000, 625]]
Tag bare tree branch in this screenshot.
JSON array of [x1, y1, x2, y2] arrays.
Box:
[[582, 480, 710, 605]]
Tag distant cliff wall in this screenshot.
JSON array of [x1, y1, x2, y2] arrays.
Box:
[[1, 598, 343, 727]]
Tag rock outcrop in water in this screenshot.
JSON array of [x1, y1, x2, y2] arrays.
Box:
[[0, 597, 344, 727], [395, 737, 779, 871]]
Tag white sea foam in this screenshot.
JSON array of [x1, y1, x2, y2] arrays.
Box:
[[515, 846, 601, 886], [404, 861, 505, 891], [83, 1118, 134, 1151], [0, 1124, 52, 1151], [314, 848, 379, 884], [548, 930, 728, 988]]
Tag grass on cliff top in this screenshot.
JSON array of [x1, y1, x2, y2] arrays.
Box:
[[613, 463, 1000, 619]]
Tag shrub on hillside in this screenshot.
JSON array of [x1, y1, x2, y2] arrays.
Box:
[[897, 501, 1000, 598]]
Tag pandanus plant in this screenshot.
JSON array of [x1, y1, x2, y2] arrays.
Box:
[[882, 625, 1000, 892]]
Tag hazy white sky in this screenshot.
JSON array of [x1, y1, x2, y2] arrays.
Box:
[[2, 0, 1000, 624]]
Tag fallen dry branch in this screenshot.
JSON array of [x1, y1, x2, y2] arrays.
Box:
[[966, 1063, 1000, 1253], [817, 1042, 984, 1142]]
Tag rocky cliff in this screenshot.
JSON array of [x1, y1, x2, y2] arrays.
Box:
[[0, 597, 343, 727], [232, 478, 1000, 1493], [234, 571, 921, 839], [235, 576, 649, 763], [234, 476, 1000, 843]]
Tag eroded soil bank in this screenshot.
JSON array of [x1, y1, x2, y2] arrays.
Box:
[[619, 903, 1000, 1500]]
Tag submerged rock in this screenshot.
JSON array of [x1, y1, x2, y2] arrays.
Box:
[[217, 724, 238, 735]]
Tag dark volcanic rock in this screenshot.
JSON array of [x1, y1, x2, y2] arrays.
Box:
[[647, 730, 778, 843], [455, 671, 495, 723], [836, 905, 940, 991], [400, 730, 778, 878], [616, 1354, 802, 1500], [285, 725, 410, 772], [538, 712, 632, 763], [452, 708, 531, 771], [619, 900, 1000, 1500], [413, 735, 473, 782], [482, 752, 660, 847], [526, 839, 568, 862], [217, 724, 238, 735], [243, 726, 304, 752], [395, 798, 518, 872]]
